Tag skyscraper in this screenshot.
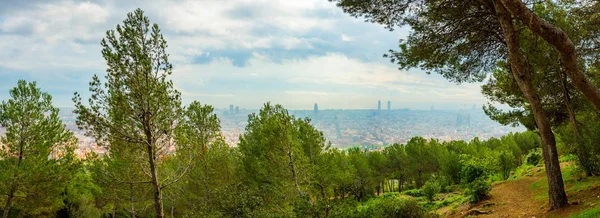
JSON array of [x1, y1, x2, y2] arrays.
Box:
[[387, 100, 391, 110], [235, 106, 239, 114], [229, 105, 234, 114], [313, 103, 319, 117], [378, 100, 381, 110]]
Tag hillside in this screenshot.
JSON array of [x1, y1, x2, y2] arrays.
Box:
[[438, 162, 600, 218]]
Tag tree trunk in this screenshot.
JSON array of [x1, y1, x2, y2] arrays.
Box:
[[317, 183, 326, 200], [2, 186, 16, 218], [494, 0, 569, 210], [499, 0, 600, 112], [287, 145, 304, 198], [203, 159, 210, 202], [147, 144, 164, 218], [130, 183, 136, 218], [561, 71, 594, 176], [201, 144, 210, 203], [3, 131, 26, 218], [112, 202, 117, 218]]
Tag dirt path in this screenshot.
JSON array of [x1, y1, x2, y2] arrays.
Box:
[[446, 163, 596, 218], [474, 176, 544, 217]]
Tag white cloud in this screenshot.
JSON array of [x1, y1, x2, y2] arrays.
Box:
[[0, 0, 491, 110], [341, 34, 353, 42], [171, 53, 488, 109], [285, 91, 338, 96]]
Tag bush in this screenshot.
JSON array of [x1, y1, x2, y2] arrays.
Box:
[[464, 179, 491, 203], [525, 148, 543, 166], [360, 197, 431, 218], [401, 189, 424, 197], [329, 197, 433, 218], [442, 185, 456, 193], [422, 181, 441, 202], [461, 163, 485, 183]]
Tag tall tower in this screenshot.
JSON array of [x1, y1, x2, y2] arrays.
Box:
[[229, 105, 234, 114], [313, 103, 318, 117], [378, 100, 381, 110], [235, 106, 239, 114], [387, 100, 391, 110]]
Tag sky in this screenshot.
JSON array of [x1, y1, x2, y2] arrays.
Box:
[[0, 0, 491, 110]]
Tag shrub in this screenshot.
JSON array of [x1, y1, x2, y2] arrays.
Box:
[[360, 197, 431, 218], [329, 197, 433, 218], [464, 179, 491, 203], [422, 181, 441, 202], [461, 163, 485, 183], [525, 148, 543, 166], [401, 189, 424, 197], [442, 185, 456, 193]]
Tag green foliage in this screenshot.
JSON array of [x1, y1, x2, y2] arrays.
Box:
[[60, 169, 103, 218], [464, 179, 491, 204], [72, 8, 184, 217], [401, 189, 425, 198], [238, 102, 327, 214], [330, 196, 432, 218], [559, 154, 579, 163], [526, 148, 543, 166], [461, 163, 486, 184], [557, 111, 600, 176], [0, 80, 79, 217], [497, 151, 515, 180], [422, 180, 441, 202]]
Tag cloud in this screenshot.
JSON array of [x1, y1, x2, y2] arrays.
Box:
[[0, 0, 491, 110], [285, 91, 340, 96], [170, 53, 488, 109], [341, 34, 353, 42]]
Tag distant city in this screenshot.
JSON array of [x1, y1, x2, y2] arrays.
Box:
[[0, 101, 523, 158], [217, 101, 522, 148]]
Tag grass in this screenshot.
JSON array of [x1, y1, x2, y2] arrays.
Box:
[[560, 154, 578, 163], [569, 206, 600, 218], [419, 191, 468, 211], [511, 164, 536, 179]]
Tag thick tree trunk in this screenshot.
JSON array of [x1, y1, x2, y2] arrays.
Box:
[[499, 0, 600, 111], [494, 0, 569, 210]]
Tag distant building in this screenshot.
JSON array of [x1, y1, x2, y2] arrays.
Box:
[[387, 100, 391, 110], [378, 100, 381, 110], [313, 103, 319, 117], [456, 111, 471, 127], [230, 105, 234, 114], [235, 106, 239, 114]]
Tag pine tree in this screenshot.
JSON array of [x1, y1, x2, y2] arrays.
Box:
[[73, 9, 183, 217], [0, 80, 78, 218]]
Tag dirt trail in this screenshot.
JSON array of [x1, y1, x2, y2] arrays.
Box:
[[443, 173, 545, 218], [446, 163, 594, 218], [473, 176, 544, 217]]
